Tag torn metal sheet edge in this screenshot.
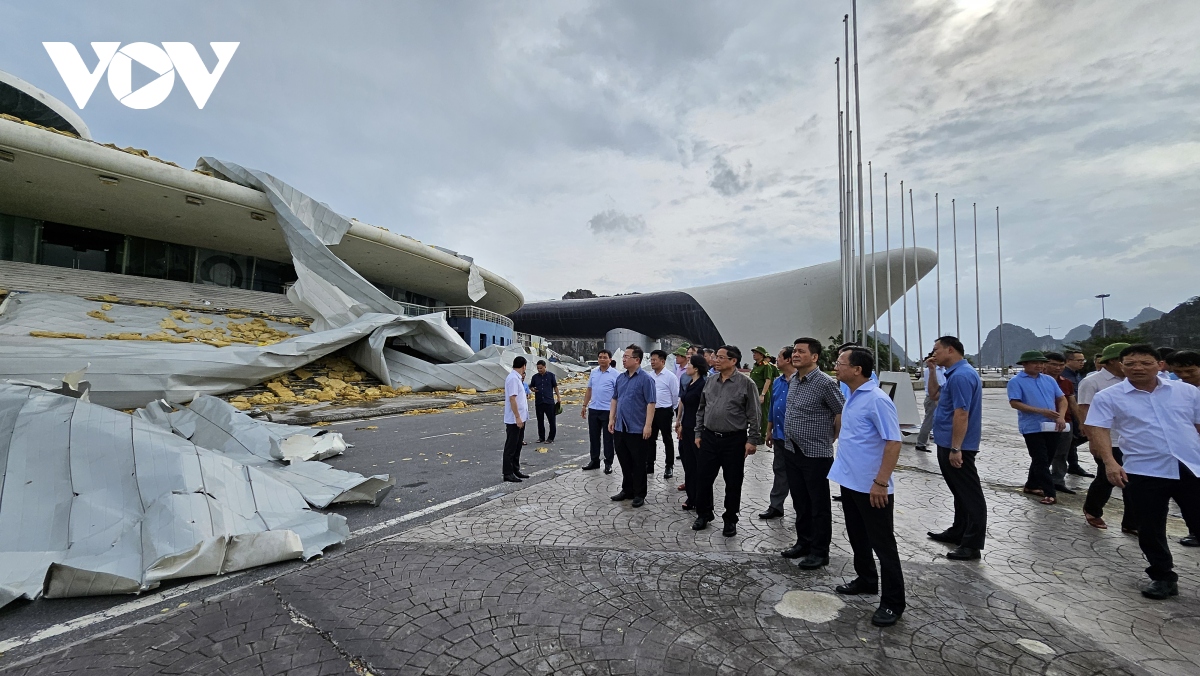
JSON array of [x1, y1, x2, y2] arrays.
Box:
[[0, 380, 391, 609]]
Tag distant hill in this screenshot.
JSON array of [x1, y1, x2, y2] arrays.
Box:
[[979, 323, 1062, 367], [1126, 306, 1164, 330], [1139, 297, 1200, 349], [866, 331, 912, 368], [1063, 324, 1091, 344]]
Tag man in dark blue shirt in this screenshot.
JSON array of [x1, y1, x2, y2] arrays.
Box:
[[529, 360, 560, 443], [608, 345, 657, 507], [927, 335, 987, 561]]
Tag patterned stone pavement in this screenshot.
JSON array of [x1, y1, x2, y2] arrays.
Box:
[[5, 390, 1199, 675]]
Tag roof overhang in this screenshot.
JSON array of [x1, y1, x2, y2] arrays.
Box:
[[0, 120, 523, 314]]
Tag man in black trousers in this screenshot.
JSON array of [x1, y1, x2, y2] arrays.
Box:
[[779, 337, 844, 570], [926, 336, 987, 561], [827, 347, 906, 627], [693, 345, 762, 537], [608, 345, 657, 508]]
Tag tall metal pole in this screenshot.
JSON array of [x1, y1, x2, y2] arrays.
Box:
[[973, 202, 982, 367], [952, 198, 960, 337], [885, 173, 892, 367], [840, 56, 849, 343], [910, 188, 923, 358], [900, 179, 909, 369], [935, 193, 942, 338], [995, 206, 1005, 374], [869, 162, 878, 365], [843, 16, 856, 342], [851, 1, 868, 344], [1096, 294, 1111, 336]]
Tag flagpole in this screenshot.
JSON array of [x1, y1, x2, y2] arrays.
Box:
[[996, 206, 1005, 374], [952, 198, 960, 337], [843, 16, 856, 342], [869, 162, 878, 366], [973, 202, 983, 367], [935, 193, 942, 337], [910, 188, 923, 358], [835, 59, 847, 342], [884, 172, 892, 369], [851, 1, 868, 344], [900, 179, 908, 370]]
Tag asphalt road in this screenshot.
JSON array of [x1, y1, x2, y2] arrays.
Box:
[[0, 401, 593, 663]]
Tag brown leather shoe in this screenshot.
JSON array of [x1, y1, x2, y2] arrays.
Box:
[[1084, 513, 1107, 529]]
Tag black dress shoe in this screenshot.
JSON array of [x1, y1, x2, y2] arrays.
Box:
[[1067, 466, 1095, 477], [515, 471, 530, 479], [1053, 484, 1077, 495], [927, 530, 959, 544], [796, 554, 829, 570], [582, 462, 601, 471], [832, 494, 842, 502], [722, 522, 737, 537], [664, 468, 674, 479], [1180, 534, 1200, 547], [610, 491, 630, 501], [604, 464, 613, 474], [758, 507, 784, 520], [682, 502, 694, 511], [781, 544, 809, 559], [871, 606, 902, 627], [835, 578, 878, 595], [536, 438, 546, 443], [914, 444, 930, 452], [631, 497, 645, 508], [691, 516, 710, 531], [504, 474, 522, 483], [1142, 579, 1179, 600], [946, 546, 981, 561]]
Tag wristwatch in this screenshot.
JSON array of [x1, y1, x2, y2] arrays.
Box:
[[951, 447, 961, 453]]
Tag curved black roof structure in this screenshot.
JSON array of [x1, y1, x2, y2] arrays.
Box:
[[0, 69, 91, 139], [510, 291, 724, 348]]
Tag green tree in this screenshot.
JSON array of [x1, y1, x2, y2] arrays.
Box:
[[821, 333, 901, 373]]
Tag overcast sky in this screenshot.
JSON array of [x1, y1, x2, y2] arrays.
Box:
[[2, 0, 1197, 349]]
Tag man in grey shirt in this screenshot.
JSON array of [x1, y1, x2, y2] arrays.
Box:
[[780, 337, 844, 570], [693, 344, 762, 537]]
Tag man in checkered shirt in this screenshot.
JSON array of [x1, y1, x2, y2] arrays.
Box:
[[780, 336, 845, 570]]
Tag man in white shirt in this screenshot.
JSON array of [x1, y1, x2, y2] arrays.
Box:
[[1086, 344, 1200, 600], [648, 349, 681, 479], [502, 356, 530, 483], [1078, 342, 1132, 531], [915, 354, 946, 452]]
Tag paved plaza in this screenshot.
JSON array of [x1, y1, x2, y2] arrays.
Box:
[[3, 391, 1199, 675]]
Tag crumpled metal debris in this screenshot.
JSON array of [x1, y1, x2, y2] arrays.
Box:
[[0, 382, 391, 609]]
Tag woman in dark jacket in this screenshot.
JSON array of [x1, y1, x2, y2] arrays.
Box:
[[675, 355, 708, 511]]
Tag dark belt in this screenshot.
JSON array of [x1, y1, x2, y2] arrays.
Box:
[[705, 429, 745, 438]]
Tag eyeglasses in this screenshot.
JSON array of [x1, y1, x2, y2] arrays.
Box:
[[834, 361, 850, 368]]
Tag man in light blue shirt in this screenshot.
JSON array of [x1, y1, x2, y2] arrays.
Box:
[[928, 336, 986, 560], [1087, 343, 1200, 600], [1006, 350, 1067, 503], [608, 345, 657, 508], [827, 346, 905, 627], [580, 349, 619, 473]]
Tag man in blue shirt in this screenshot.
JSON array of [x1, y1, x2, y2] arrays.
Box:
[[608, 345, 657, 507], [927, 336, 987, 561], [1007, 351, 1067, 504], [827, 346, 905, 627], [580, 350, 619, 473], [759, 346, 795, 520]]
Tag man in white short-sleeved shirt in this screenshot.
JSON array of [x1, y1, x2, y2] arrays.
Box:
[[1086, 344, 1200, 600], [502, 356, 529, 482], [1077, 342, 1131, 531]]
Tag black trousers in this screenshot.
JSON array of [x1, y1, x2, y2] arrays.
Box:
[[782, 449, 834, 557], [614, 430, 650, 498], [587, 409, 615, 466], [680, 426, 697, 505], [1022, 432, 1058, 497], [535, 401, 557, 442], [696, 429, 747, 523], [503, 423, 523, 476], [1083, 447, 1136, 529], [648, 408, 675, 471], [935, 446, 987, 549], [1124, 463, 1200, 582], [841, 487, 906, 612]]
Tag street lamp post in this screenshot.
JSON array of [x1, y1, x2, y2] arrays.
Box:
[[1095, 293, 1111, 337]]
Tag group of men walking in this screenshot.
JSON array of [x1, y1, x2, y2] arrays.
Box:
[[500, 333, 1200, 626]]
